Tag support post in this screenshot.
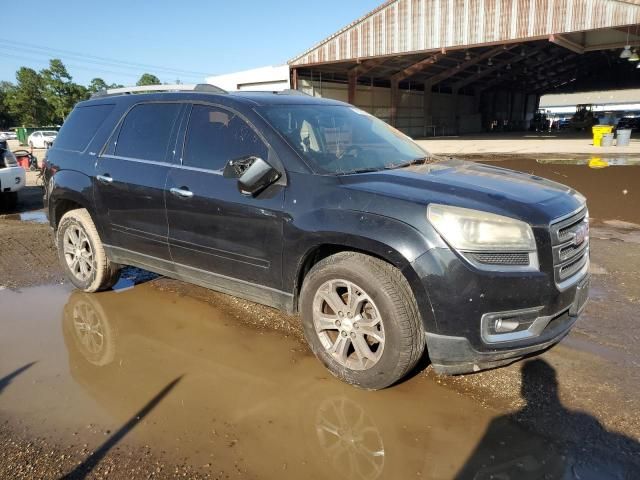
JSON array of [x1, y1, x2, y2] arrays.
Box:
[[423, 84, 433, 137], [390, 78, 399, 127], [348, 70, 357, 105], [452, 88, 460, 135], [291, 68, 298, 90]]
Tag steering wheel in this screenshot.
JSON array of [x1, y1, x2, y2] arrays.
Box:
[[336, 145, 364, 160]]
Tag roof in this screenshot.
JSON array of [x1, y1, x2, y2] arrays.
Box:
[[81, 90, 345, 108], [289, 0, 640, 67]]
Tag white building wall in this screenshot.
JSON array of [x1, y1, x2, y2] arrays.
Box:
[[206, 65, 290, 92]]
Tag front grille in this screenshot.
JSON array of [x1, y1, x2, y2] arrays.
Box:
[[469, 252, 530, 266], [550, 208, 589, 288]]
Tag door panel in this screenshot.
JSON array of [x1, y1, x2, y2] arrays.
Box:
[[166, 168, 285, 288], [93, 102, 184, 261], [94, 156, 171, 260], [166, 104, 285, 290]]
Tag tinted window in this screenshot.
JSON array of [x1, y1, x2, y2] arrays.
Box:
[[54, 104, 114, 152], [260, 105, 427, 174], [183, 105, 267, 171], [115, 103, 181, 161]]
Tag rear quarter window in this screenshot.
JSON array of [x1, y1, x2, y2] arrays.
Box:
[[54, 104, 115, 152]]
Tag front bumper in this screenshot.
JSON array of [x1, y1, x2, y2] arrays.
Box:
[[426, 308, 579, 375], [411, 246, 589, 375]]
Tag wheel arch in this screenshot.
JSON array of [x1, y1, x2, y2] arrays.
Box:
[[48, 170, 99, 230], [292, 240, 437, 333]]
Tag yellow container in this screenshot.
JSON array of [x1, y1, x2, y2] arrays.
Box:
[[592, 125, 613, 147]]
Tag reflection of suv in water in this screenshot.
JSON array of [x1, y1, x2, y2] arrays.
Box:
[[44, 84, 590, 389]]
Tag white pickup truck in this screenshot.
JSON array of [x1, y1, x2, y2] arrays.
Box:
[[0, 143, 25, 209]]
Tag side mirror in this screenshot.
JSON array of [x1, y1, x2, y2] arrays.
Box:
[[224, 156, 281, 197]]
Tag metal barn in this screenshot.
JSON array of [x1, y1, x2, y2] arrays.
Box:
[[288, 0, 640, 136]]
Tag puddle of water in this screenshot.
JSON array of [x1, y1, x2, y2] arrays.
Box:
[[0, 210, 48, 223], [479, 157, 640, 224], [0, 284, 637, 479]]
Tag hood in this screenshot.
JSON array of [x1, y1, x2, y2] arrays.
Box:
[[338, 159, 585, 225]]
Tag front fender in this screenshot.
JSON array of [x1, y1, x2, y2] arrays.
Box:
[[285, 209, 442, 332]]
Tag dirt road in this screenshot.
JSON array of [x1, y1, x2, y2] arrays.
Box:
[[1, 156, 639, 479]]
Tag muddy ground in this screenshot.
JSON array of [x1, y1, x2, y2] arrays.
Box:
[[1, 156, 639, 479]]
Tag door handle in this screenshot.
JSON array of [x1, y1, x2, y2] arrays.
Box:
[[170, 187, 194, 199], [96, 174, 113, 184]]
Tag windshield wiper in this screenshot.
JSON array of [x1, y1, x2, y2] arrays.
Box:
[[338, 157, 432, 175], [388, 156, 430, 170], [338, 167, 384, 175]]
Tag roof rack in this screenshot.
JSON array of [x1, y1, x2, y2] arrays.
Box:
[[276, 89, 310, 96], [91, 83, 227, 98]]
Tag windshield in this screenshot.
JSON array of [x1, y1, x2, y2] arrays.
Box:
[[42, 131, 58, 136], [260, 105, 428, 174]]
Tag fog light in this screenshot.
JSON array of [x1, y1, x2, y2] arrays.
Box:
[[494, 318, 520, 333], [481, 306, 544, 343]]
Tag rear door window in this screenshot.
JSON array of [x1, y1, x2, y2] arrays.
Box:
[[182, 104, 267, 171], [115, 103, 182, 161], [54, 104, 115, 152]]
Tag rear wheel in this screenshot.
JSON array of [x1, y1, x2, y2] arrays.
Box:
[[56, 208, 120, 292], [3, 192, 18, 210], [300, 252, 425, 390]]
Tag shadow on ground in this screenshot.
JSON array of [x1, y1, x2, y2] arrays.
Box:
[[455, 359, 640, 479], [59, 376, 183, 480]]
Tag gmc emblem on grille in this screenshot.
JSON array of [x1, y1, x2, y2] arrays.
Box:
[[573, 223, 588, 246]]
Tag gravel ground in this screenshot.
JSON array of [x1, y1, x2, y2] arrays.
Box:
[[1, 169, 639, 478]]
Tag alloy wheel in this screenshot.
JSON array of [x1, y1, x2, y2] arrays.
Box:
[[312, 279, 385, 371], [63, 225, 95, 282]]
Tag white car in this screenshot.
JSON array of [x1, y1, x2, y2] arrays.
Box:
[[28, 130, 58, 149], [0, 145, 25, 209], [0, 131, 17, 140]]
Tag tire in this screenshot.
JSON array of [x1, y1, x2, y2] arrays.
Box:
[[300, 252, 425, 390], [3, 192, 18, 210], [56, 208, 121, 292]]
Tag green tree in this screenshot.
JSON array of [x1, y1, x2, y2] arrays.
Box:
[[136, 73, 161, 86], [41, 59, 87, 123], [7, 67, 50, 126], [88, 77, 109, 94], [0, 81, 17, 129]]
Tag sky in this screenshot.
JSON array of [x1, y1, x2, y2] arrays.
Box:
[[0, 0, 382, 86]]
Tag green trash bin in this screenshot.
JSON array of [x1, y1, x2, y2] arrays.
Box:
[[16, 127, 28, 146]]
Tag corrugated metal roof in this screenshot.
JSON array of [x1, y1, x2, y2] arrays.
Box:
[[290, 0, 640, 66]]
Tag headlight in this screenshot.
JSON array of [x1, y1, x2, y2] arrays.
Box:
[[427, 204, 538, 271]]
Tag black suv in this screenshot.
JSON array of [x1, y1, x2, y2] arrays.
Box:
[[44, 85, 590, 389]]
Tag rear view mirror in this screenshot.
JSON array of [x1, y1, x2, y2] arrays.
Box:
[[224, 156, 281, 196]]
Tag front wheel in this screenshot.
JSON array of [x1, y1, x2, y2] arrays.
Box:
[[56, 208, 121, 292], [300, 252, 425, 390]]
